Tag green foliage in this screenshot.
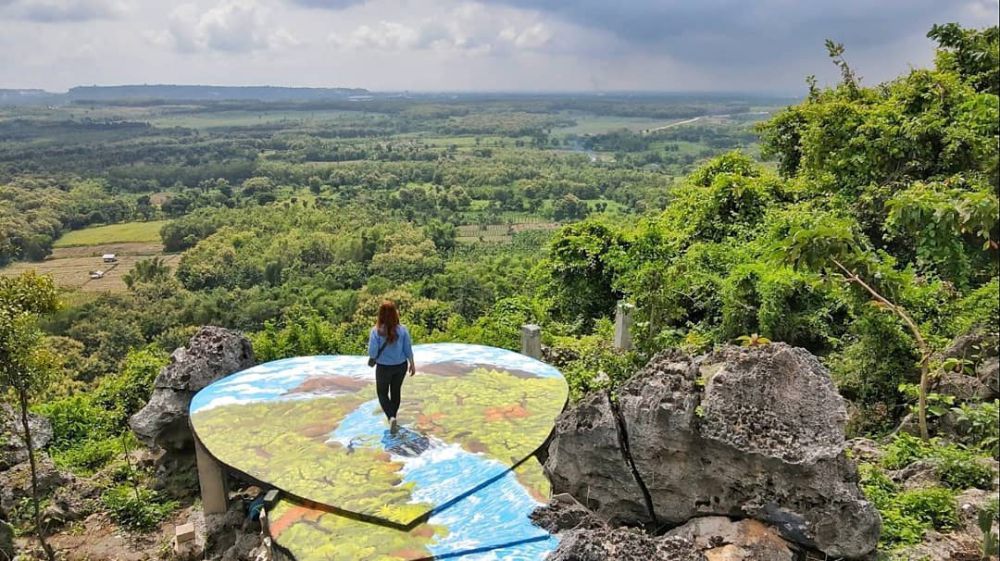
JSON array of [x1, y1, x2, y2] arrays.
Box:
[[546, 219, 628, 326], [929, 23, 1000, 95], [951, 400, 1000, 458], [92, 347, 169, 432], [251, 317, 343, 362], [859, 463, 959, 548], [881, 433, 996, 489], [550, 319, 642, 398], [100, 485, 177, 532]]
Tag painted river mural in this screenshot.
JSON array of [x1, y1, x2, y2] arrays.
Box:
[[189, 343, 568, 560]]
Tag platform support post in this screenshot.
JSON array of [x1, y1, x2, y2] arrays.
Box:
[[521, 324, 542, 359], [194, 436, 228, 515], [614, 301, 634, 351]]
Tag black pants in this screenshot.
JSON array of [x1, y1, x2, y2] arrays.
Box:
[[375, 362, 407, 420]]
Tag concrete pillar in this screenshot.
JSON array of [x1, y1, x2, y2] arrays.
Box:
[[521, 324, 542, 359], [614, 301, 634, 351], [194, 436, 229, 515]]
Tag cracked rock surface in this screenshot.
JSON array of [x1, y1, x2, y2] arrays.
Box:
[[130, 326, 255, 452], [543, 343, 881, 559]]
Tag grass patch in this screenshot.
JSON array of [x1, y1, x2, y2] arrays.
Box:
[[53, 221, 168, 247]]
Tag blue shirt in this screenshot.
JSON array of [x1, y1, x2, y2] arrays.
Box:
[[368, 325, 414, 366]]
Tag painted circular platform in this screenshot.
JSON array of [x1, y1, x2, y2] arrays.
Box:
[[189, 343, 568, 560]]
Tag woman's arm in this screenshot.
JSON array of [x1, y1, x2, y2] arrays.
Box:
[[367, 328, 378, 359], [403, 328, 416, 375]]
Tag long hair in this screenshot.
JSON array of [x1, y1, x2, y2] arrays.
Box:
[[375, 300, 400, 343]]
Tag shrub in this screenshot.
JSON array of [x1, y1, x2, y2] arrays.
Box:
[[880, 433, 996, 490], [101, 485, 177, 532], [895, 487, 959, 530], [51, 438, 119, 475], [551, 319, 642, 399], [931, 445, 995, 489], [952, 400, 1000, 458], [92, 347, 169, 432], [881, 434, 932, 470], [34, 394, 116, 450]]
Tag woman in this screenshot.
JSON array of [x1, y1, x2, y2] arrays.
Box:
[[368, 300, 415, 431]]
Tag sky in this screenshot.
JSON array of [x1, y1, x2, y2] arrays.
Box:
[[1, 0, 997, 94]]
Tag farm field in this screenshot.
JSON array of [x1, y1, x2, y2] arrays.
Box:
[[0, 246, 181, 293], [53, 221, 169, 247]]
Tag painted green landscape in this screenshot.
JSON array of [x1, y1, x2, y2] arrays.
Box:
[[189, 345, 567, 525]]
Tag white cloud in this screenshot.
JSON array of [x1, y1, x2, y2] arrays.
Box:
[[148, 0, 299, 54], [1, 0, 127, 22], [328, 3, 553, 55]]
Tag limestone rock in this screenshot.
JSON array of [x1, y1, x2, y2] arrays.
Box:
[[939, 330, 999, 400], [0, 455, 69, 517], [130, 326, 255, 451], [0, 518, 13, 561], [547, 527, 706, 561], [937, 371, 993, 401], [530, 494, 607, 534], [544, 390, 650, 525], [978, 356, 999, 398], [545, 344, 881, 559], [665, 517, 796, 561], [892, 530, 982, 561], [0, 403, 53, 471]]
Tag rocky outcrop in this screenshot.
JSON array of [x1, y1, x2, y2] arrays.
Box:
[[938, 330, 999, 400], [130, 327, 255, 451], [665, 517, 797, 561], [544, 344, 881, 559], [0, 404, 53, 471], [548, 526, 706, 561], [0, 455, 69, 517]]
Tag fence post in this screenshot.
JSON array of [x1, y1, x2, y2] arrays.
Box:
[[521, 324, 542, 359], [194, 436, 229, 515], [614, 301, 634, 351]]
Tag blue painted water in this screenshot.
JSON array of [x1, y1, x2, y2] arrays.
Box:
[[331, 401, 558, 560]]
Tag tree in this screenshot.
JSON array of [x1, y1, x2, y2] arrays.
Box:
[[780, 212, 934, 440], [0, 272, 59, 560], [122, 257, 171, 289]]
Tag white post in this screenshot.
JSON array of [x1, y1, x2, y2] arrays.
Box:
[[194, 437, 229, 515], [521, 324, 542, 359], [614, 301, 634, 351]]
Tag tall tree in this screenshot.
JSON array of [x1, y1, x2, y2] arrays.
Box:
[[0, 272, 59, 560]]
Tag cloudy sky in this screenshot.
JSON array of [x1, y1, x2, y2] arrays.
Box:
[[1, 0, 997, 93]]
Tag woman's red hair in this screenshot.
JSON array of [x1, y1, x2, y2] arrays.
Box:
[[376, 300, 400, 343]]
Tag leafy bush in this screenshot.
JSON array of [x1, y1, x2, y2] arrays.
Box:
[[859, 463, 959, 548], [952, 400, 1000, 458], [101, 485, 178, 532], [894, 487, 959, 530], [92, 347, 169, 432], [50, 437, 120, 475], [880, 433, 996, 490], [931, 445, 995, 489], [881, 434, 933, 470], [34, 394, 116, 451], [550, 319, 642, 398]]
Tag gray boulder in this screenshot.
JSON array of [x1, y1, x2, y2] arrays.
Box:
[[545, 344, 881, 559], [0, 403, 53, 471], [130, 326, 255, 451], [548, 527, 706, 561]]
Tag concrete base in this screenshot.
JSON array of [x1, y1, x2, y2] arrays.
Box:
[[194, 437, 229, 515]]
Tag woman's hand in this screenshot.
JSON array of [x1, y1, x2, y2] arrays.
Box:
[[408, 362, 416, 377]]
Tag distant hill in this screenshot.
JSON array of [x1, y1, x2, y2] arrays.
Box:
[[0, 89, 62, 106], [67, 85, 370, 103]]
